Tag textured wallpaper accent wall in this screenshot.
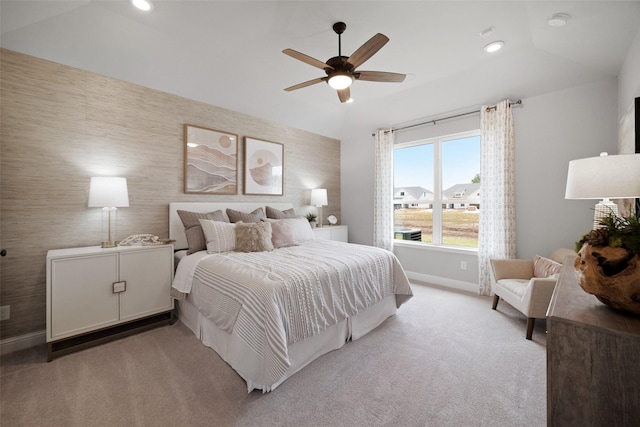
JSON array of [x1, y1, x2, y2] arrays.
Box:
[[0, 49, 340, 340]]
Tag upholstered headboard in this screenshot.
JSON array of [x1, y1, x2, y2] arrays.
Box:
[[169, 202, 294, 250]]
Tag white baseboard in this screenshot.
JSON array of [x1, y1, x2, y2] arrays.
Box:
[[406, 271, 478, 294], [0, 330, 46, 356]]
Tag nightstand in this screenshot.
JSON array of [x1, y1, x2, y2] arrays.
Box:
[[46, 244, 174, 361], [313, 225, 348, 242]]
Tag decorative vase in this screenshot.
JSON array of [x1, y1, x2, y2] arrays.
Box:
[[574, 243, 640, 315]]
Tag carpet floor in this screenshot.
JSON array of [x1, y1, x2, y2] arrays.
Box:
[[0, 283, 547, 426]]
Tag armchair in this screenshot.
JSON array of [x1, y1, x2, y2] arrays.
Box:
[[490, 248, 575, 339]]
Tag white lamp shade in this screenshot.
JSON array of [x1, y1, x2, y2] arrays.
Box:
[[310, 188, 328, 206], [565, 153, 640, 199], [88, 177, 130, 208]]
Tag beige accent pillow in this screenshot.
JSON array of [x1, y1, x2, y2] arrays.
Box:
[[266, 206, 297, 219], [226, 207, 265, 223], [177, 210, 227, 254], [533, 255, 563, 278], [235, 221, 274, 252], [199, 219, 236, 253], [270, 219, 298, 248]]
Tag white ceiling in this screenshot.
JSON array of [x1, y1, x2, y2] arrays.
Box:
[[2, 1, 639, 141]]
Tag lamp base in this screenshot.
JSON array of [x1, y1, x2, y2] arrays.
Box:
[[593, 200, 619, 229], [101, 241, 118, 248]]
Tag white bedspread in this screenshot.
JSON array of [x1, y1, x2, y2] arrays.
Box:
[[172, 239, 412, 386]]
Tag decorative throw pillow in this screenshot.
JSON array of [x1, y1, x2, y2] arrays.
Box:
[[226, 207, 265, 223], [266, 206, 297, 219], [199, 219, 236, 253], [533, 255, 563, 278], [235, 221, 274, 252], [270, 219, 298, 249], [284, 217, 315, 243], [177, 210, 227, 254]]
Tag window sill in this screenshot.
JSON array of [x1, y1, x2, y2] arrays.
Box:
[[393, 240, 478, 255]]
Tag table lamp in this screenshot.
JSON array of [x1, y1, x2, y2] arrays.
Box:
[[310, 188, 328, 228], [565, 152, 640, 228], [88, 177, 130, 247]]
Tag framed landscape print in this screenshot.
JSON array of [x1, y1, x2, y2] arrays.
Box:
[[184, 124, 238, 194], [244, 137, 284, 195]]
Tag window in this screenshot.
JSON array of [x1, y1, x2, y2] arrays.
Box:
[[393, 130, 480, 248]]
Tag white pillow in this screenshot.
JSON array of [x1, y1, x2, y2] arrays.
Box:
[[283, 217, 315, 243], [199, 219, 236, 253]]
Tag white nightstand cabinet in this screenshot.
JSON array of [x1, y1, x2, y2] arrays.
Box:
[[313, 225, 348, 242], [46, 244, 174, 361]]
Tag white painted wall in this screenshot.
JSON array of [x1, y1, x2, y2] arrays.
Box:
[[341, 77, 619, 288], [515, 78, 618, 260]]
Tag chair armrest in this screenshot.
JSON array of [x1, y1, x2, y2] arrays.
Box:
[[522, 278, 557, 318], [490, 259, 534, 281]]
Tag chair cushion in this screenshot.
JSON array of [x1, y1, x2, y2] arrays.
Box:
[[495, 278, 529, 298]]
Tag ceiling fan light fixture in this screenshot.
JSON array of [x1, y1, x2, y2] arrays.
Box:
[[328, 73, 353, 90]]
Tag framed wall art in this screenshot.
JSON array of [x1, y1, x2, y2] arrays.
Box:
[[184, 124, 238, 194], [244, 137, 284, 195]]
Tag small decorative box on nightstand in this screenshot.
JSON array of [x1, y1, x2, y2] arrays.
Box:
[[313, 225, 348, 243], [46, 244, 174, 361]]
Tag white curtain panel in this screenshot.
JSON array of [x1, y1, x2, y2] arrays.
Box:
[[373, 129, 394, 250], [478, 100, 516, 295]]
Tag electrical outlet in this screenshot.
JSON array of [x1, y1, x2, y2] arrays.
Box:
[[0, 305, 9, 321], [460, 261, 467, 270]]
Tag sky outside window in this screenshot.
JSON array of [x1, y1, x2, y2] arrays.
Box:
[[394, 135, 480, 190]]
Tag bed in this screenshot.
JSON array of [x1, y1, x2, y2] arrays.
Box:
[[169, 202, 413, 393]]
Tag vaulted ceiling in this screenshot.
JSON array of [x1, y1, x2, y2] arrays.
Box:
[[2, 1, 639, 141]]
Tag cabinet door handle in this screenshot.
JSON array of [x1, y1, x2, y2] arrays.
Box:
[[113, 281, 126, 293]]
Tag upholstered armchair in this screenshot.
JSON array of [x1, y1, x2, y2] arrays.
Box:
[[490, 248, 575, 339]]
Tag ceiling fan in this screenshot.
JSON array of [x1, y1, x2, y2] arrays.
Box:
[[283, 22, 406, 103]]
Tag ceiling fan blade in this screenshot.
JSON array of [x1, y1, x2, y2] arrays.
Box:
[[283, 49, 333, 70], [284, 77, 326, 92], [355, 71, 406, 83], [337, 87, 351, 103], [346, 33, 389, 69]]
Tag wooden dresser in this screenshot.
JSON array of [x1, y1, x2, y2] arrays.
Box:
[[547, 258, 640, 426]]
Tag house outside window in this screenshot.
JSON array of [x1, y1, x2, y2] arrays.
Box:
[[393, 130, 481, 247]]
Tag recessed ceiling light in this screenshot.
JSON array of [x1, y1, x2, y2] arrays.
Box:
[[548, 13, 569, 27], [131, 0, 153, 11], [484, 41, 504, 53]]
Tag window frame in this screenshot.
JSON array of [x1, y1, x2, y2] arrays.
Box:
[[394, 129, 481, 249]]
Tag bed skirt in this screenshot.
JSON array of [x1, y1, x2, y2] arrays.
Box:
[[176, 292, 397, 393]]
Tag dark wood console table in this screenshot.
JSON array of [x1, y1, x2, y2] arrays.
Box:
[[547, 258, 640, 426]]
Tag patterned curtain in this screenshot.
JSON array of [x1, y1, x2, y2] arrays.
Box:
[[478, 100, 516, 295], [373, 129, 394, 250]]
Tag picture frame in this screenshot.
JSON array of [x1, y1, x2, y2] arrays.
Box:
[[184, 124, 238, 194], [243, 136, 284, 195]]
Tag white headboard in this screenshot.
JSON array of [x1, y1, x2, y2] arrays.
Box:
[[169, 202, 294, 250]]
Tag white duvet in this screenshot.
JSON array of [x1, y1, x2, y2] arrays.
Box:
[[172, 239, 413, 386]]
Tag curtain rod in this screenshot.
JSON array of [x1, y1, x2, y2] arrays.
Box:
[[374, 99, 522, 136]]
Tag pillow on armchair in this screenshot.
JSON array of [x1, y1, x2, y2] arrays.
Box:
[[533, 255, 563, 278]]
